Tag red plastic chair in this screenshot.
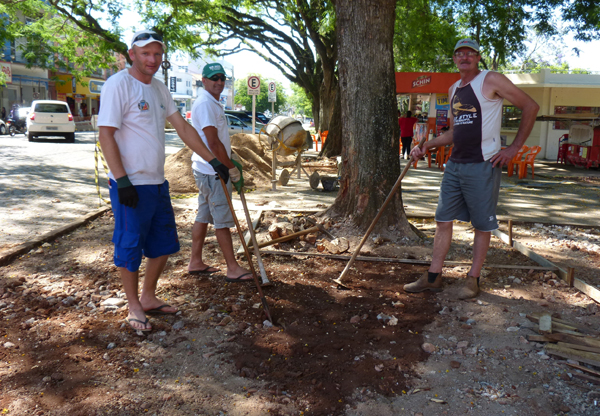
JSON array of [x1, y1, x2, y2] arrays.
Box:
[[507, 145, 530, 177], [516, 146, 542, 179]]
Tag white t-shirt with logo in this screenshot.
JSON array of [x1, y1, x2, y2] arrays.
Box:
[[98, 69, 177, 185], [191, 88, 231, 175]]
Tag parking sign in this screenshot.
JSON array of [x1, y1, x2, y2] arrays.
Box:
[[247, 76, 260, 95], [268, 82, 276, 102]]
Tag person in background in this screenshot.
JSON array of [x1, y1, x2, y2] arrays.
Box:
[[398, 110, 418, 159], [187, 63, 250, 283], [1, 107, 6, 121], [98, 30, 230, 332], [403, 38, 539, 299]]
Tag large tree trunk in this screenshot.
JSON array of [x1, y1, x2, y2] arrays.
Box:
[[332, 0, 414, 236]]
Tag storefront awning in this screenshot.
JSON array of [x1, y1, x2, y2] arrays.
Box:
[[395, 72, 461, 94], [55, 75, 105, 96], [172, 93, 192, 100]]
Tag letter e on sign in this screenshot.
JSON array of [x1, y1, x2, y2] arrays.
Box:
[[247, 76, 260, 96]]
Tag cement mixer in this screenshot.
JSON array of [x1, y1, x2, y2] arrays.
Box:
[[263, 116, 311, 190]]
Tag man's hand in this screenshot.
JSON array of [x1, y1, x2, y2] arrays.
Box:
[[410, 144, 426, 160], [230, 160, 244, 193], [116, 175, 139, 208], [209, 158, 230, 183], [489, 145, 519, 168]]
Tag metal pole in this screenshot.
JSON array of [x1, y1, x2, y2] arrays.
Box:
[[252, 95, 256, 132]]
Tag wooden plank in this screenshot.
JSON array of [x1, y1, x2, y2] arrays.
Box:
[[539, 333, 600, 348], [527, 314, 579, 332], [539, 314, 552, 334], [574, 277, 600, 305], [258, 250, 557, 270], [491, 229, 568, 280], [566, 362, 600, 378], [557, 342, 600, 355], [571, 373, 600, 385], [545, 343, 600, 368], [527, 335, 553, 342]]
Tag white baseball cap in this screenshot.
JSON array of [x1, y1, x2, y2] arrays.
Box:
[[453, 39, 480, 53], [130, 30, 165, 49]]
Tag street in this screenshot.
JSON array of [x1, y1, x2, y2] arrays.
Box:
[[0, 131, 185, 252]]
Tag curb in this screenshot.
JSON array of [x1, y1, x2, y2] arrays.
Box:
[[0, 206, 111, 268]]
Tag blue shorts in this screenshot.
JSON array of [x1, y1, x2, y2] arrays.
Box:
[[193, 170, 235, 229], [435, 160, 501, 231], [108, 179, 180, 272]]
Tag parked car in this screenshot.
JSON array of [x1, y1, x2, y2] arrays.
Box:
[[226, 114, 262, 135], [26, 100, 76, 142], [225, 110, 266, 131], [243, 111, 270, 125]]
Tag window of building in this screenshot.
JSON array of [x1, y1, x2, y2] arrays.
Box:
[[502, 105, 522, 129], [553, 106, 600, 130], [177, 77, 182, 82]]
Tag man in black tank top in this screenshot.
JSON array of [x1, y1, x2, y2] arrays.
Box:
[[404, 39, 539, 299]]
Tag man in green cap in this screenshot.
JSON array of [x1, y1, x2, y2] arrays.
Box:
[[187, 63, 251, 283]]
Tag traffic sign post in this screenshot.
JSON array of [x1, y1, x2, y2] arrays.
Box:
[[268, 82, 276, 119], [247, 76, 260, 132]]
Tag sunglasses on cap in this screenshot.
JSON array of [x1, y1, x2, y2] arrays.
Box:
[[132, 32, 163, 43], [209, 74, 227, 82]]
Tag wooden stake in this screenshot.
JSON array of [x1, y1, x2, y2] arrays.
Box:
[[508, 219, 513, 247], [566, 266, 575, 287]]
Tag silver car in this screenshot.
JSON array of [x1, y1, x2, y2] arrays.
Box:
[[226, 114, 262, 135]]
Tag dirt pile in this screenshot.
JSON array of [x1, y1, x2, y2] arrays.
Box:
[[164, 133, 297, 193]]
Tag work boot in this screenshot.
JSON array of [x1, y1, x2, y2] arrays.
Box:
[[403, 271, 443, 293], [457, 275, 480, 299]]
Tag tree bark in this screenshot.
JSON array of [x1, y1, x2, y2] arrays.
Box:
[[332, 0, 414, 236]]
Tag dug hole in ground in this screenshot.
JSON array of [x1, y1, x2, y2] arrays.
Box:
[[1, 133, 599, 416]]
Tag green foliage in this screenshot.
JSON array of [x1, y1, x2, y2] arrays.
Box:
[[287, 83, 313, 117], [0, 0, 123, 82], [394, 0, 460, 72], [233, 74, 287, 113], [561, 0, 600, 41]]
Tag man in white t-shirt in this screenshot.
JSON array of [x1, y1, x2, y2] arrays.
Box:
[[98, 30, 230, 332], [187, 63, 250, 283]]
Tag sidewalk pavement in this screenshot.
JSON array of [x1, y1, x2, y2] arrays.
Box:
[[173, 155, 600, 228]]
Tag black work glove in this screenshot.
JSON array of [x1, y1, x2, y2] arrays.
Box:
[[116, 175, 139, 208], [209, 158, 230, 183]]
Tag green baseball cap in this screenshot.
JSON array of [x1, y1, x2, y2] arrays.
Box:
[[202, 63, 226, 79]]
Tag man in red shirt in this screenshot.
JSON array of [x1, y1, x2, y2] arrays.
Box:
[[398, 110, 418, 159]]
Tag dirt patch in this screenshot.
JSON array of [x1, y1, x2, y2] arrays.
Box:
[[165, 134, 311, 192], [0, 211, 599, 415]]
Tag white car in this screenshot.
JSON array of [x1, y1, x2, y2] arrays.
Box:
[[27, 100, 76, 142]]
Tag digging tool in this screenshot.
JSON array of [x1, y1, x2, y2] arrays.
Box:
[[306, 217, 336, 241], [219, 178, 273, 323], [334, 136, 427, 288], [238, 188, 272, 286]]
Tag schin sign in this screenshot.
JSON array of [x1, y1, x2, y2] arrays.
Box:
[[411, 75, 431, 89]]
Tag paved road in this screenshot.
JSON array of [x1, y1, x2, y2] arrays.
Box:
[[0, 131, 185, 251]]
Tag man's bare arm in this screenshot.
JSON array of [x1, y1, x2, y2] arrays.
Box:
[[485, 72, 540, 167], [98, 126, 127, 179], [203, 126, 234, 169], [167, 111, 217, 163]]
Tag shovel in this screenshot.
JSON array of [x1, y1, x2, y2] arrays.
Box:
[[219, 178, 273, 323], [334, 136, 427, 288]]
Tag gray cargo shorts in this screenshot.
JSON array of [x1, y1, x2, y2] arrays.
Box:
[[435, 160, 501, 231], [193, 170, 235, 229]]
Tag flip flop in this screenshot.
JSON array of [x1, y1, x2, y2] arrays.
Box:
[[225, 272, 253, 283], [126, 317, 152, 332], [188, 266, 220, 275], [144, 304, 178, 315]]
